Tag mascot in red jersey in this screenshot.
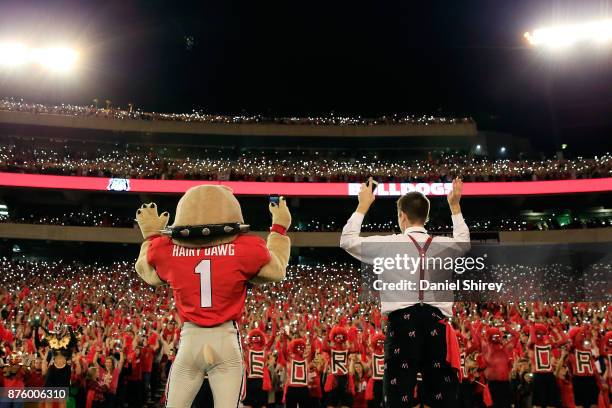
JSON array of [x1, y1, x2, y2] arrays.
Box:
[[134, 185, 291, 407]]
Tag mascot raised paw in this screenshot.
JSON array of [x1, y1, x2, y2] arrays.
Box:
[[134, 185, 291, 408]]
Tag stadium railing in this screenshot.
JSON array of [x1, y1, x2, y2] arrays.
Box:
[[1, 223, 611, 246]]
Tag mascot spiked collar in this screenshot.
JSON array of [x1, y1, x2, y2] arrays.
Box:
[[161, 223, 250, 239]]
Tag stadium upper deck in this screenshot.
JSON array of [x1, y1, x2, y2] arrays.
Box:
[[0, 98, 476, 138]]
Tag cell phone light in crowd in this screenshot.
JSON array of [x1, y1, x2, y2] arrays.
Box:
[[500, 146, 507, 154], [475, 145, 481, 151], [524, 19, 612, 48]]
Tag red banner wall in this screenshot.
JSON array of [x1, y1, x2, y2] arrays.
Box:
[[0, 172, 610, 197]]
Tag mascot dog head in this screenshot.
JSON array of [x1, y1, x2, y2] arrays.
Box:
[[165, 185, 247, 247]]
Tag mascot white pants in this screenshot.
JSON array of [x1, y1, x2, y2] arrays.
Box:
[[166, 322, 243, 407]]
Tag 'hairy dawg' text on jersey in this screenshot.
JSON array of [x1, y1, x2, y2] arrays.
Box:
[[147, 234, 270, 327]]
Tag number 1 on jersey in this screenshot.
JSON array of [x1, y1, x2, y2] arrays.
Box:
[[195, 260, 212, 308]]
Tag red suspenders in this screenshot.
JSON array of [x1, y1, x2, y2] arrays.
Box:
[[407, 234, 433, 302]]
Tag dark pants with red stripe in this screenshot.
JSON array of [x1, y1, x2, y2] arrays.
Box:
[[383, 304, 458, 408]]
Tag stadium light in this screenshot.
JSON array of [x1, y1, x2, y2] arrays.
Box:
[[0, 43, 78, 71], [30, 47, 79, 71], [0, 42, 29, 66], [524, 19, 612, 48]]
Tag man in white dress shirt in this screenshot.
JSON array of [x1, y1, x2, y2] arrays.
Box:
[[340, 178, 469, 407]]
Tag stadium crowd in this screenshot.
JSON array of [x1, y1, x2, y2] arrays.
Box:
[[1, 140, 610, 183], [0, 259, 611, 407], [0, 98, 471, 126], [2, 209, 610, 233], [293, 215, 612, 232], [0, 210, 135, 229]]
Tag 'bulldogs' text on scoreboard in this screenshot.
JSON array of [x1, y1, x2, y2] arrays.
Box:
[[348, 182, 452, 196]]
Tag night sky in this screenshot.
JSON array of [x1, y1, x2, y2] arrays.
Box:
[[0, 0, 611, 150]]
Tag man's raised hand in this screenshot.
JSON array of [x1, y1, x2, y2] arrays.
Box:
[[447, 178, 463, 215], [357, 177, 376, 215]]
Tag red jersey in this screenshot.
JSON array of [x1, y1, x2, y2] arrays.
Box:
[[287, 359, 308, 387], [530, 344, 554, 373], [353, 377, 368, 408], [147, 235, 270, 327], [371, 353, 385, 380], [330, 349, 349, 376], [568, 349, 596, 377], [246, 349, 266, 379], [482, 345, 513, 381]]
